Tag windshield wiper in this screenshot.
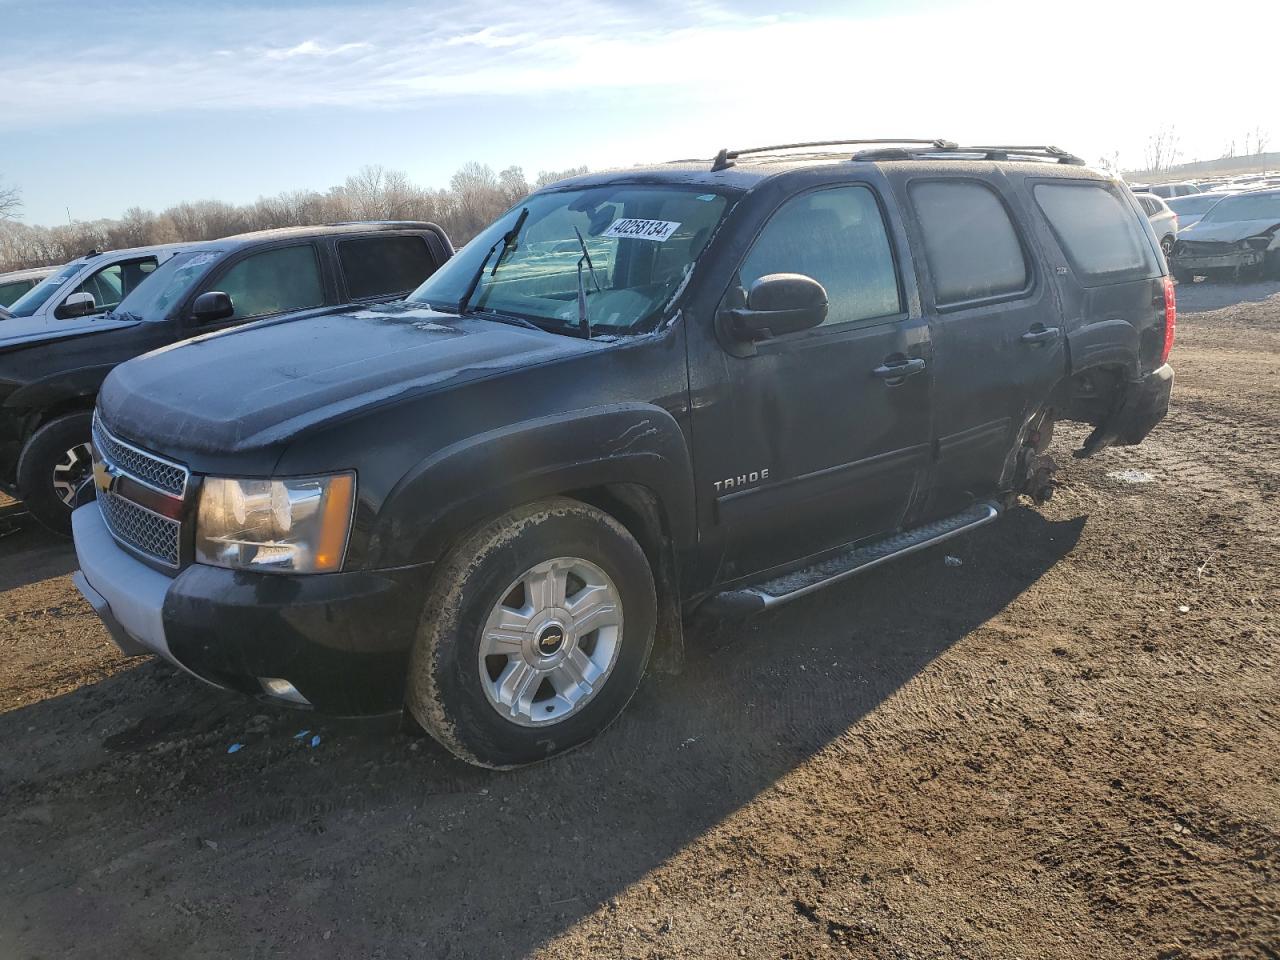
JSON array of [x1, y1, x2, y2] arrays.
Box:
[[471, 307, 544, 332], [572, 226, 603, 339], [458, 207, 529, 315]]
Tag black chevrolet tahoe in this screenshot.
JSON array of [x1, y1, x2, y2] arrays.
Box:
[[72, 140, 1175, 769], [0, 222, 451, 532]]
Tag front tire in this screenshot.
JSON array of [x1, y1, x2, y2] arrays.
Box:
[[16, 412, 94, 536], [406, 497, 656, 768]]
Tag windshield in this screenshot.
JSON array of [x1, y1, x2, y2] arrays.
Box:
[[6, 261, 81, 318], [1167, 195, 1223, 216], [408, 185, 731, 335], [1200, 193, 1280, 224], [117, 250, 224, 321]]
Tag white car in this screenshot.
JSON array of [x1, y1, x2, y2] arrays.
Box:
[[1133, 192, 1179, 258], [1, 243, 200, 344]]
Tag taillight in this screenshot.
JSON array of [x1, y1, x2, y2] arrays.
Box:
[[1172, 213, 1179, 228], [1160, 276, 1176, 364]]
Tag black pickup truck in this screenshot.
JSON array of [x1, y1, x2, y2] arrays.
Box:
[[73, 140, 1174, 768], [0, 222, 451, 532]]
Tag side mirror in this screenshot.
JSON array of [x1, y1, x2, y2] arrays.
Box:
[[57, 291, 97, 320], [191, 291, 234, 323], [724, 273, 828, 341]]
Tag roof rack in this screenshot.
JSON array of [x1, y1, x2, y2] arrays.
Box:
[[709, 139, 958, 171], [704, 139, 1084, 171]]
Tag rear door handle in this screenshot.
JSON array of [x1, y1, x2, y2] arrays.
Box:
[[872, 357, 927, 380], [1020, 325, 1060, 345]]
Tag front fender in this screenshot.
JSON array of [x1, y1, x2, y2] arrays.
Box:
[[2, 364, 114, 411], [366, 403, 696, 568]]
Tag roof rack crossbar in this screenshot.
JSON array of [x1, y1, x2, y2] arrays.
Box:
[[710, 139, 957, 171]]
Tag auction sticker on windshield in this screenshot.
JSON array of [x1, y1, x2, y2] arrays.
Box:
[[602, 219, 682, 242]]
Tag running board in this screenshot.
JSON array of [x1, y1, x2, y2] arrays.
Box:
[[704, 501, 1002, 615]]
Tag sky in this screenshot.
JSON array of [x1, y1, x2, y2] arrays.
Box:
[[2, 0, 1276, 226]]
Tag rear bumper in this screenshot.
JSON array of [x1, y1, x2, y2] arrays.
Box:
[[72, 504, 431, 715], [1077, 364, 1173, 457]]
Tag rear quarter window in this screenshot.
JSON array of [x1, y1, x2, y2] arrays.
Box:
[[908, 180, 1030, 308], [338, 235, 437, 300], [1034, 182, 1160, 286]]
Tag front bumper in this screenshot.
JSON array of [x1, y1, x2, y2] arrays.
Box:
[[72, 504, 431, 715], [1078, 364, 1173, 457], [1171, 249, 1264, 271]]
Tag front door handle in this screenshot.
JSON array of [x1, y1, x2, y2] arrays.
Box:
[[872, 357, 927, 380], [1020, 325, 1060, 345]]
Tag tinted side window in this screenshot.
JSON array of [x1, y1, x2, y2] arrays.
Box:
[[1034, 183, 1159, 285], [217, 245, 325, 320], [338, 236, 436, 300], [739, 184, 900, 328], [0, 280, 32, 307], [908, 180, 1029, 307]]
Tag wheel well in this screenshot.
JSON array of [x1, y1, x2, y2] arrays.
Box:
[[566, 483, 685, 675], [1057, 364, 1128, 427], [23, 398, 96, 442]]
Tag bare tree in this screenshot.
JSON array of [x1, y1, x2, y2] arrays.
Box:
[[0, 176, 20, 222], [0, 159, 592, 272], [1144, 126, 1181, 175]]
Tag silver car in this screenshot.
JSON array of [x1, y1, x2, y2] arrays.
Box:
[[1166, 192, 1231, 230], [1147, 181, 1202, 199], [1134, 192, 1178, 259], [0, 265, 57, 309]]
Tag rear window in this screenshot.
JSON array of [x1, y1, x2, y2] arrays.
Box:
[[1034, 183, 1160, 285], [338, 235, 436, 300], [909, 180, 1030, 307]]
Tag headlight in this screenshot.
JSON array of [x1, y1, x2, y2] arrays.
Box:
[[195, 473, 355, 573]]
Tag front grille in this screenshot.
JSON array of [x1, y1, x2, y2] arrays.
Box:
[[1176, 240, 1229, 257], [92, 414, 188, 569], [98, 488, 181, 568], [91, 415, 188, 496]]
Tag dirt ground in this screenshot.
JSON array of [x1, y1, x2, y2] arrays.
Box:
[[1, 288, 1277, 960]]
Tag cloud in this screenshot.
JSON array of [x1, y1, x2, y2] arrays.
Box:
[[263, 39, 373, 60], [444, 26, 531, 48], [0, 0, 1274, 169]]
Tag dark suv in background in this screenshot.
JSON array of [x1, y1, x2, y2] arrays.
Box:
[[0, 221, 452, 532], [74, 140, 1174, 768]]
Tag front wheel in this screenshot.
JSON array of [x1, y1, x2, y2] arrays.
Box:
[[406, 497, 656, 768], [16, 412, 95, 536], [1161, 235, 1175, 259]]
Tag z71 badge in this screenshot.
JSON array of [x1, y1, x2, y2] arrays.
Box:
[[714, 468, 769, 493]]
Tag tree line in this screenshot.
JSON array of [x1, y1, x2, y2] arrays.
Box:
[[0, 162, 589, 273]]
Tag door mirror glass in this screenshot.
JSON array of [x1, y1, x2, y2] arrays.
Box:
[[191, 290, 235, 323], [56, 291, 97, 320], [726, 273, 828, 340]]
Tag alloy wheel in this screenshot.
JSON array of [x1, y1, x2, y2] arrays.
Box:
[[477, 557, 623, 727]]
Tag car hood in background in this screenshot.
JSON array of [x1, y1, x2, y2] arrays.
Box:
[[0, 312, 141, 350], [1178, 218, 1280, 244], [98, 302, 603, 457]]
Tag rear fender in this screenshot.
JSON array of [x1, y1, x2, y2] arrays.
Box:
[[1065, 319, 1139, 379]]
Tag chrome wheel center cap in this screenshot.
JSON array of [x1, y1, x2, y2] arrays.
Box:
[[536, 622, 566, 656]]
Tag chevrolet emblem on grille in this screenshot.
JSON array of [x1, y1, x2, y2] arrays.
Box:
[[93, 456, 123, 495]]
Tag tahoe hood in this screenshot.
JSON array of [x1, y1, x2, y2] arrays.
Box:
[[98, 302, 601, 457]]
